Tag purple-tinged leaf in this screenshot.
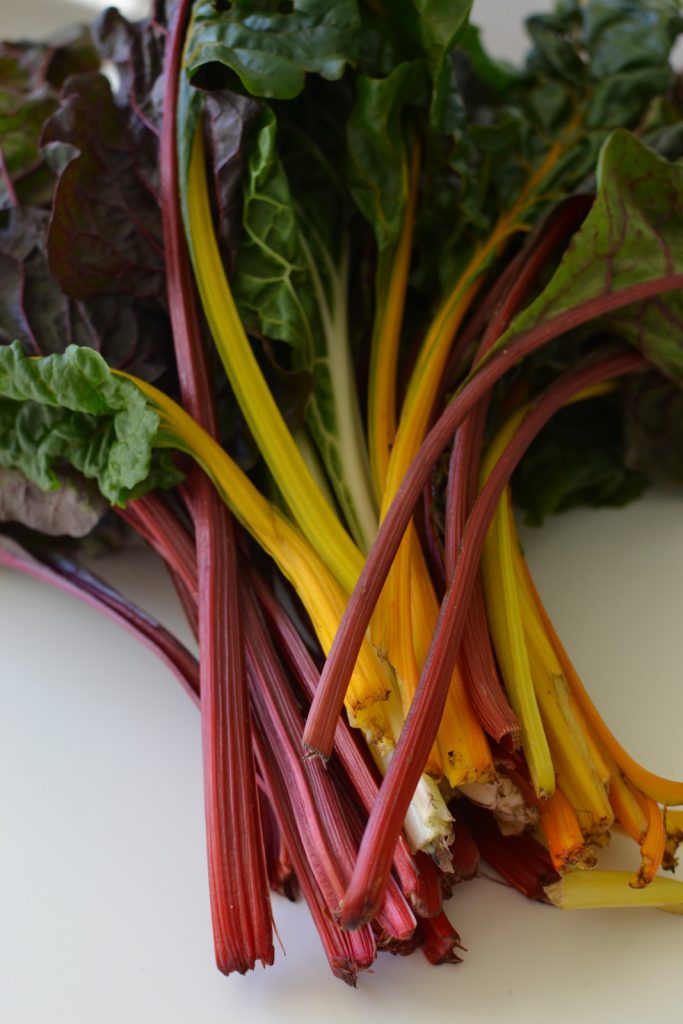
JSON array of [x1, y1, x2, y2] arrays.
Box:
[[42, 73, 164, 303], [0, 467, 106, 536]]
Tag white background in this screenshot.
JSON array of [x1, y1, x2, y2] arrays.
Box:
[[1, 2, 682, 1021]]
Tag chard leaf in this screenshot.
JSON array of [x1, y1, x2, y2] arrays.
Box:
[[0, 18, 178, 388], [512, 395, 648, 525], [202, 88, 262, 272], [494, 130, 683, 386], [0, 342, 181, 504], [230, 109, 320, 346], [92, 6, 167, 136], [228, 107, 377, 548], [583, 0, 683, 77], [623, 370, 683, 482], [0, 29, 99, 210], [421, 0, 682, 295], [346, 60, 428, 251], [42, 73, 164, 303], [456, 23, 518, 94], [412, 0, 472, 125], [0, 467, 106, 536], [0, 207, 172, 383], [185, 0, 360, 99]]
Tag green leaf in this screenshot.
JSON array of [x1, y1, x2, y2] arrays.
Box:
[[346, 60, 428, 251], [0, 342, 181, 504], [231, 109, 321, 346], [494, 130, 683, 385], [229, 107, 377, 549], [413, 0, 472, 125], [423, 0, 682, 296], [185, 0, 360, 99], [583, 0, 683, 78], [623, 370, 683, 482], [512, 395, 648, 525], [456, 22, 519, 94]]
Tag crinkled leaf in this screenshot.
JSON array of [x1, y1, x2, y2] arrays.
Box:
[[420, 0, 682, 295], [0, 342, 181, 504], [0, 207, 172, 382], [0, 28, 100, 211], [230, 109, 322, 347], [346, 60, 428, 251], [494, 130, 683, 386], [202, 89, 262, 271], [185, 0, 360, 99], [228, 105, 376, 546], [583, 0, 683, 78], [0, 96, 58, 210], [0, 466, 107, 536], [92, 5, 168, 138], [42, 72, 164, 303]]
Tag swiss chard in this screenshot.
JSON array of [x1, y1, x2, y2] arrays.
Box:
[[3, 0, 683, 988]]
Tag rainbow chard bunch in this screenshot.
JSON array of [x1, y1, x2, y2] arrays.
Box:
[[2, 0, 683, 982]]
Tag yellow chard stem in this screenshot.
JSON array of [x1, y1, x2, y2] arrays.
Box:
[[537, 786, 594, 871], [545, 871, 683, 912], [117, 371, 390, 736], [368, 141, 421, 498], [631, 797, 666, 889], [524, 561, 683, 806], [481, 383, 644, 819], [381, 111, 583, 519], [663, 810, 683, 870], [480, 482, 555, 797], [368, 116, 582, 788], [511, 509, 614, 834], [186, 125, 364, 595]]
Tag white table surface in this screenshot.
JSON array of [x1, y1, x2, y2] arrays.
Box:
[[1, 2, 682, 1021]]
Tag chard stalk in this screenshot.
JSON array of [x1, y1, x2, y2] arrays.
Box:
[[443, 201, 590, 748], [523, 541, 683, 805], [120, 370, 392, 735], [296, 228, 378, 553], [380, 112, 584, 518], [367, 142, 420, 497], [536, 786, 592, 872], [664, 810, 683, 871], [545, 871, 683, 911], [479, 474, 555, 797], [185, 126, 365, 594], [251, 726, 377, 985], [161, 0, 272, 973], [333, 354, 643, 928], [305, 273, 680, 758], [0, 537, 201, 704], [462, 802, 560, 902], [250, 571, 430, 894], [480, 391, 619, 826], [371, 117, 584, 743], [632, 797, 667, 889]]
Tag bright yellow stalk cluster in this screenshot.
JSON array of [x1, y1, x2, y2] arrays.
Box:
[[183, 123, 486, 798], [365, 116, 584, 789], [480, 390, 683, 901], [117, 357, 454, 857]]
